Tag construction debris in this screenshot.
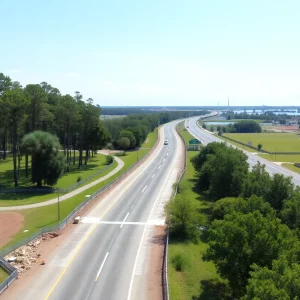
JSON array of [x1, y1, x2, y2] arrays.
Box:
[[4, 231, 60, 276]]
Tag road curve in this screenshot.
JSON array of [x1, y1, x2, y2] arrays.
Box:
[[7, 121, 183, 300], [187, 116, 300, 186]]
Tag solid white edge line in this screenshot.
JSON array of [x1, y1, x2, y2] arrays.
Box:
[[120, 212, 130, 228], [95, 252, 109, 281], [141, 185, 147, 193], [127, 123, 179, 300]]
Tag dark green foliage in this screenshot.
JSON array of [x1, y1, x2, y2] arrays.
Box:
[[118, 137, 130, 151], [191, 142, 248, 200], [171, 253, 190, 272], [105, 155, 113, 165], [21, 131, 65, 187], [205, 211, 300, 297], [281, 192, 300, 230], [243, 257, 300, 300], [212, 195, 275, 220], [166, 195, 203, 240], [119, 130, 136, 149]]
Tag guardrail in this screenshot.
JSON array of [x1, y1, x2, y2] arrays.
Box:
[[0, 131, 160, 258], [0, 257, 17, 294], [162, 122, 187, 300]]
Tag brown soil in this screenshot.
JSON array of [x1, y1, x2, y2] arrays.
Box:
[[147, 225, 166, 300], [0, 212, 24, 248]]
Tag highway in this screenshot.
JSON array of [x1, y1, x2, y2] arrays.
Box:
[[10, 122, 183, 300], [187, 117, 300, 186]]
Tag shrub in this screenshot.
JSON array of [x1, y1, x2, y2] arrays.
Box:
[[171, 253, 190, 272], [106, 155, 113, 165], [77, 175, 82, 182]]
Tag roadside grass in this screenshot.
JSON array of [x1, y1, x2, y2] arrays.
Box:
[[258, 154, 300, 163], [0, 129, 158, 250], [218, 135, 257, 152], [168, 123, 221, 300], [223, 133, 300, 152], [282, 164, 300, 174], [0, 267, 8, 282], [0, 159, 118, 206], [0, 151, 103, 188]]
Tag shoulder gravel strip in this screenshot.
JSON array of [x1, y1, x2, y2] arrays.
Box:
[[0, 155, 124, 211]]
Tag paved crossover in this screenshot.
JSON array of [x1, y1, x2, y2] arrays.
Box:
[[187, 116, 300, 186]]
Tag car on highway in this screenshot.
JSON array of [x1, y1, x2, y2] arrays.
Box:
[[164, 139, 168, 145]]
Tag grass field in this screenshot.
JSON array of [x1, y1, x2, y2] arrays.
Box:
[[224, 132, 300, 152], [0, 267, 8, 282], [258, 154, 300, 163], [0, 152, 110, 189], [0, 129, 158, 251], [168, 123, 221, 300], [282, 164, 300, 174], [0, 157, 117, 206]]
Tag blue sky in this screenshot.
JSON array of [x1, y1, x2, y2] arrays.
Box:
[[1, 0, 300, 106]]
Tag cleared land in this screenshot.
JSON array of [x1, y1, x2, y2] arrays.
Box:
[[224, 132, 300, 152], [168, 124, 221, 300], [0, 129, 158, 252]]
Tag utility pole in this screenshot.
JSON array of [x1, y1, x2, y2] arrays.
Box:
[[57, 190, 60, 221]]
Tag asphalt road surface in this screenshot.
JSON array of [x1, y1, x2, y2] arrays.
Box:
[[15, 122, 181, 300], [187, 116, 300, 186]]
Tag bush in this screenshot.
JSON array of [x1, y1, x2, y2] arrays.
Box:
[[106, 155, 113, 165], [171, 253, 190, 272], [77, 175, 82, 182]]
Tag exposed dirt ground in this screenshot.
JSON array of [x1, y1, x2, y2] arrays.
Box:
[[147, 225, 166, 300], [0, 212, 24, 248]]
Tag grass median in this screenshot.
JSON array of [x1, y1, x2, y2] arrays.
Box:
[[168, 123, 220, 300], [0, 129, 158, 251]]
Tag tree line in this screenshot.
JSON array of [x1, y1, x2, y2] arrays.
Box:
[[0, 72, 109, 187], [203, 120, 262, 134], [168, 142, 300, 299]]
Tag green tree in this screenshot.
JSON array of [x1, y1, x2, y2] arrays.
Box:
[[257, 143, 263, 151], [21, 131, 65, 187], [119, 130, 136, 149], [212, 195, 274, 221], [243, 258, 300, 300], [192, 142, 249, 200], [205, 211, 299, 297], [265, 173, 294, 211], [0, 72, 12, 95], [242, 162, 272, 199], [118, 137, 130, 152], [0, 89, 29, 186], [165, 195, 203, 239], [281, 192, 300, 230]]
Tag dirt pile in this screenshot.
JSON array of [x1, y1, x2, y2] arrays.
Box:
[[4, 231, 60, 276]]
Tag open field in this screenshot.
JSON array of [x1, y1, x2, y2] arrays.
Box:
[[0, 129, 158, 251], [224, 132, 300, 152], [282, 164, 300, 174], [168, 124, 221, 300], [0, 267, 8, 282], [259, 154, 300, 163]]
